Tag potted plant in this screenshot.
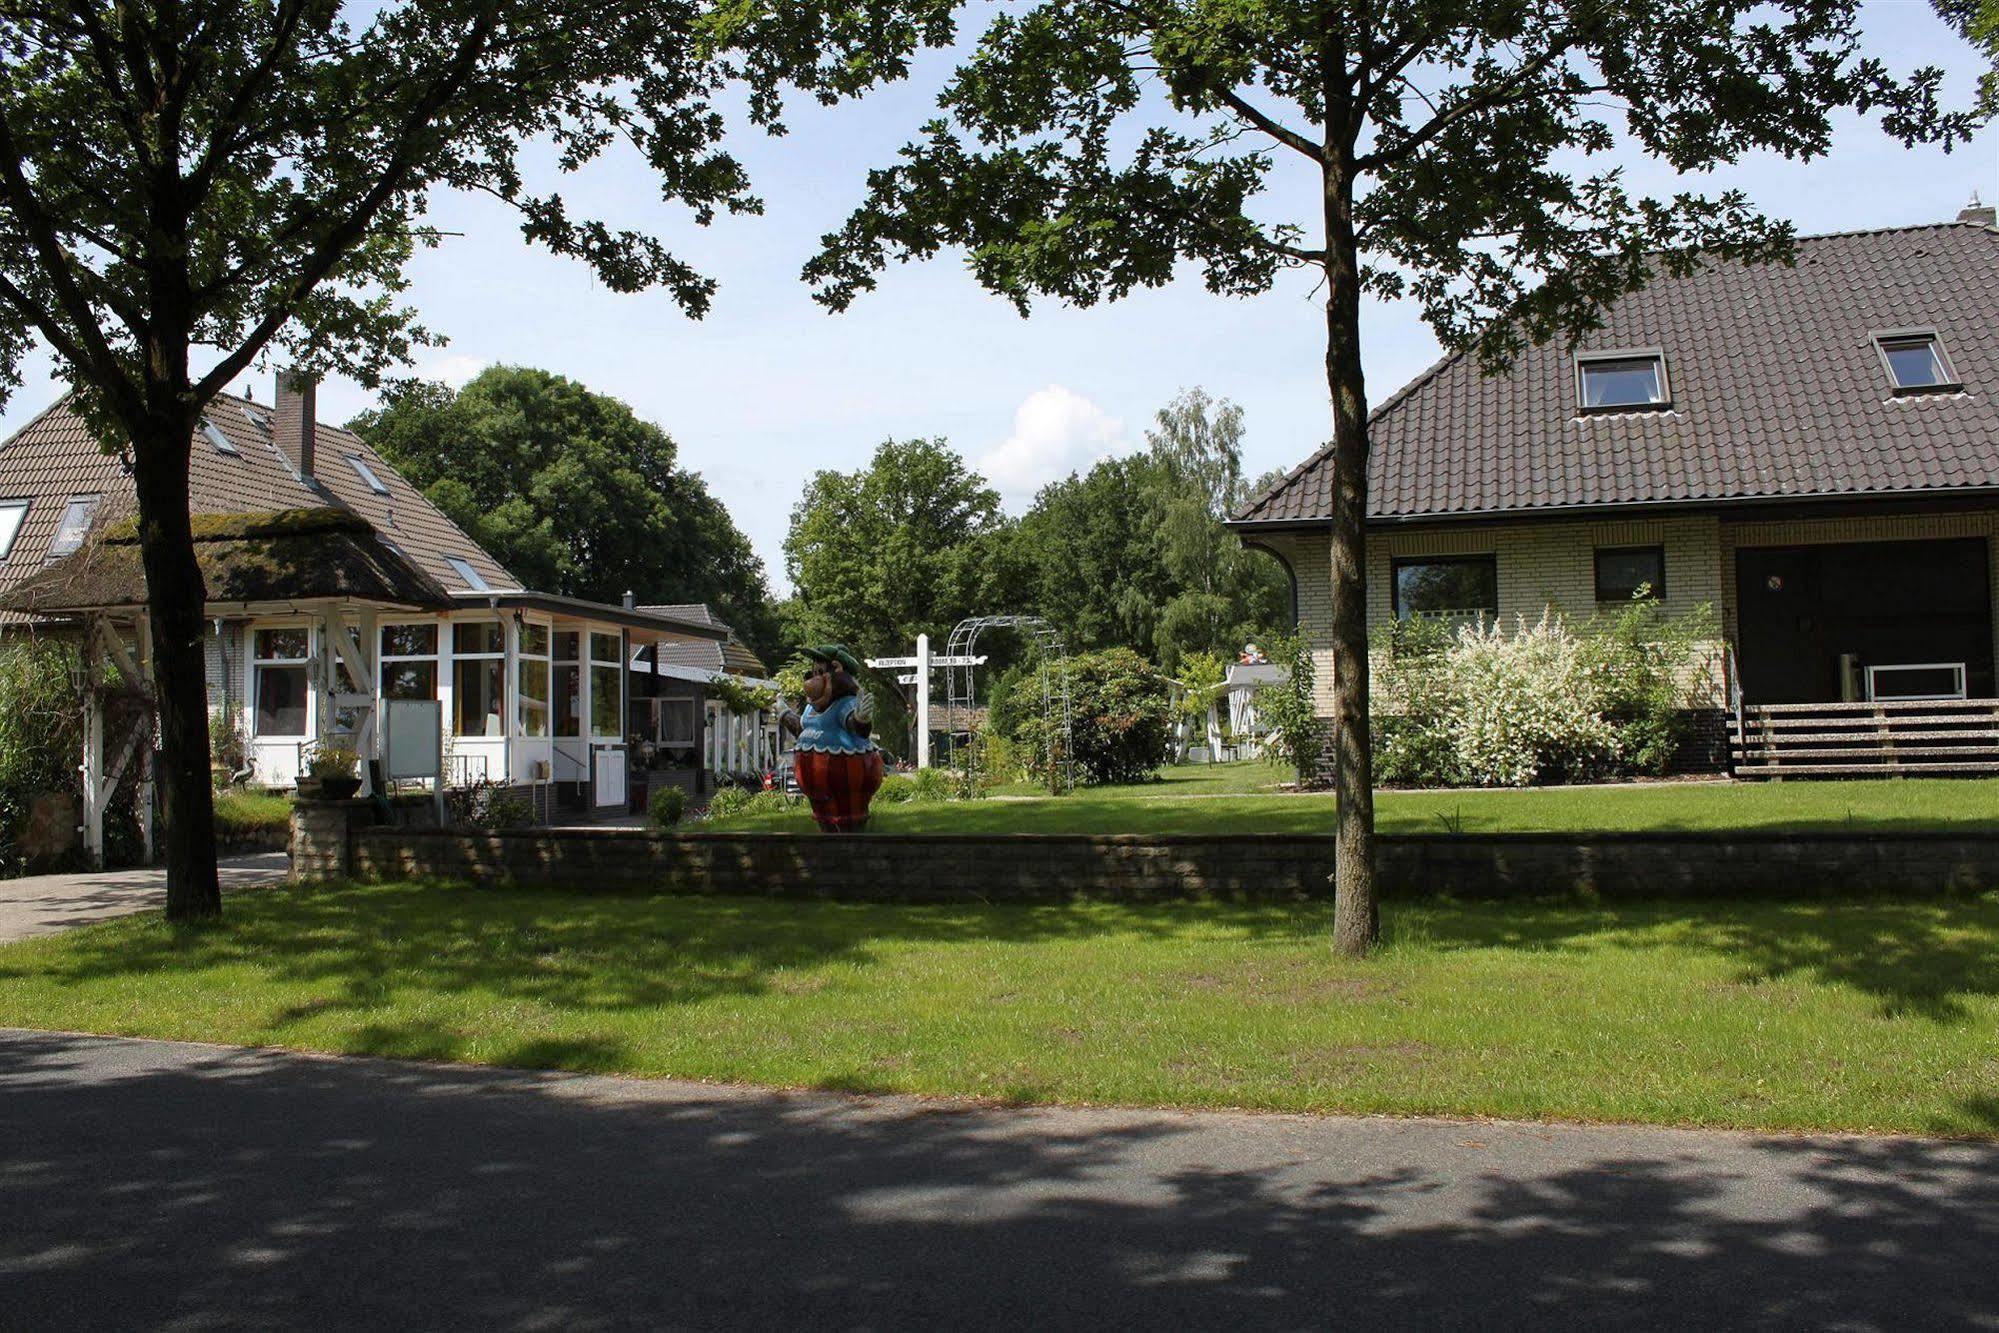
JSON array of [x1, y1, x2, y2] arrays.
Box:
[[298, 742, 362, 800]]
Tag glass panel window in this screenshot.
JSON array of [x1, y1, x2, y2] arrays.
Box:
[[555, 664, 582, 737], [0, 501, 28, 560], [202, 419, 239, 456], [255, 665, 309, 737], [520, 622, 550, 657], [255, 627, 309, 661], [446, 555, 490, 592], [590, 664, 622, 736], [590, 632, 622, 664], [454, 658, 506, 737], [346, 455, 390, 494], [1393, 556, 1498, 621], [1578, 355, 1666, 410], [47, 495, 100, 558], [380, 623, 437, 657], [519, 660, 550, 737], [453, 620, 504, 656], [661, 698, 698, 746], [382, 660, 438, 701], [1878, 334, 1952, 391], [1595, 546, 1666, 602], [554, 631, 580, 663]]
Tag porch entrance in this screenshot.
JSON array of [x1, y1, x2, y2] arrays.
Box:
[[1734, 537, 1994, 705]]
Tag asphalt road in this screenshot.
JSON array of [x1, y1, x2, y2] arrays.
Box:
[[3, 1029, 1996, 1330], [0, 852, 291, 942]]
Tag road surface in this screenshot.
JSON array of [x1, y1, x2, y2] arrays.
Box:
[[3, 1029, 1996, 1329]]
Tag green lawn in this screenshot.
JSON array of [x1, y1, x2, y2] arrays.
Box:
[[212, 787, 294, 837], [719, 764, 1999, 835], [3, 881, 1995, 1136]]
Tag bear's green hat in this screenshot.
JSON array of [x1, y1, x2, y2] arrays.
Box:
[[802, 643, 862, 675]]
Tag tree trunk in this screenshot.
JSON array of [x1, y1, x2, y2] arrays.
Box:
[[1321, 159, 1377, 957], [130, 412, 222, 922]]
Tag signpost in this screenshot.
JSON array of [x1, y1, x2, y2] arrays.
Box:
[[865, 632, 985, 768]]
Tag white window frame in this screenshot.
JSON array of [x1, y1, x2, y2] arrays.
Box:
[[451, 618, 508, 740], [1866, 662, 1968, 702], [517, 617, 553, 738], [201, 419, 239, 456], [378, 620, 440, 704], [252, 623, 313, 740], [0, 499, 27, 561], [1575, 349, 1670, 413], [589, 630, 624, 740], [553, 630, 584, 740], [46, 494, 100, 559]]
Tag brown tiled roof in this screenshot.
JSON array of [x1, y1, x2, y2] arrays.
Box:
[[640, 603, 770, 677], [1, 508, 453, 614], [0, 390, 516, 605], [1234, 220, 1999, 526]]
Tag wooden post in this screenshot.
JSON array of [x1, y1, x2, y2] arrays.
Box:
[[80, 616, 105, 868]]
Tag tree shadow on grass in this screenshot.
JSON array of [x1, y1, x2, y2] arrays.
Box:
[[3, 1029, 1998, 1329]]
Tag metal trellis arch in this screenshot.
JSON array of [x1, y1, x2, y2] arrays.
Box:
[[940, 614, 1075, 792]]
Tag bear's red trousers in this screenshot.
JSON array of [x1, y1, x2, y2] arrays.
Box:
[[793, 749, 885, 833]]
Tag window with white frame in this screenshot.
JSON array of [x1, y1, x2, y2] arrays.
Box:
[[453, 620, 506, 738], [1577, 352, 1669, 411], [590, 631, 623, 737], [379, 622, 439, 701], [346, 455, 390, 494], [661, 697, 698, 746], [46, 495, 100, 559], [0, 500, 27, 561], [253, 627, 311, 738], [553, 631, 582, 738], [518, 620, 551, 737]]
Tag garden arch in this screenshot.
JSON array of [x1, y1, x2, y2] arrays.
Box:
[[940, 614, 1075, 792]]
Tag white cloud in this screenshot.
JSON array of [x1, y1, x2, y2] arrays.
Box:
[[423, 352, 490, 389], [979, 385, 1133, 508]]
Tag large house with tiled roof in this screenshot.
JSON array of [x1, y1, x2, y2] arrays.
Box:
[[0, 370, 759, 850], [1231, 204, 1999, 776]]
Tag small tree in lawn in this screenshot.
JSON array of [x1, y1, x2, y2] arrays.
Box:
[[0, 0, 950, 920], [806, 0, 1970, 955]]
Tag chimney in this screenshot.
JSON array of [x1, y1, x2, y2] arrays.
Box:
[[1958, 194, 1996, 228], [274, 369, 318, 480], [622, 590, 636, 610]]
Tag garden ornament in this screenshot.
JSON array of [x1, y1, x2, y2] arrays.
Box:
[[777, 644, 883, 832]]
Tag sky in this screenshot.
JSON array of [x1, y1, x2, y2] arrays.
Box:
[[1, 0, 1994, 597]]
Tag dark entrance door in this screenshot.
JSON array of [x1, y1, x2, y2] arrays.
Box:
[[1734, 537, 1994, 704]]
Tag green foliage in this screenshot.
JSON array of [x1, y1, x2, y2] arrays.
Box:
[[703, 785, 757, 822], [304, 743, 360, 781], [1254, 635, 1323, 786], [1174, 650, 1228, 722], [1936, 0, 1999, 114], [1372, 605, 1719, 788], [349, 367, 779, 658], [0, 640, 82, 875], [209, 710, 249, 789], [875, 767, 952, 806], [212, 788, 294, 837], [782, 437, 1012, 655], [707, 675, 777, 718], [445, 779, 535, 831], [648, 786, 689, 830], [1015, 648, 1170, 787]]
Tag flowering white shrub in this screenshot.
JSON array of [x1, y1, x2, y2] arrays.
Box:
[[1372, 600, 1716, 788]]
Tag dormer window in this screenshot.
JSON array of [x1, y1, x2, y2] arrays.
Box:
[[1874, 330, 1959, 394], [201, 419, 239, 456], [345, 455, 390, 495], [1577, 351, 1669, 412]]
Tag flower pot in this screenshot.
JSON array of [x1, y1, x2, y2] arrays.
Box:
[[316, 776, 362, 801]]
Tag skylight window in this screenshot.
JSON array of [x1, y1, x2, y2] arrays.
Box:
[[201, 418, 239, 456], [1577, 352, 1669, 411], [47, 495, 99, 559], [446, 556, 490, 592], [346, 455, 390, 495], [0, 500, 27, 560], [1874, 331, 1958, 393]]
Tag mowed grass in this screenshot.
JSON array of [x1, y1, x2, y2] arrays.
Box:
[[212, 787, 294, 837], [716, 767, 1999, 836], [3, 880, 1995, 1136]]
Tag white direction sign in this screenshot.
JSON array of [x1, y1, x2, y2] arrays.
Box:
[[867, 654, 986, 669], [862, 637, 987, 768], [896, 673, 919, 685]]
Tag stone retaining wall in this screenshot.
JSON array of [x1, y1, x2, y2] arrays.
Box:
[[293, 800, 1999, 901]]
